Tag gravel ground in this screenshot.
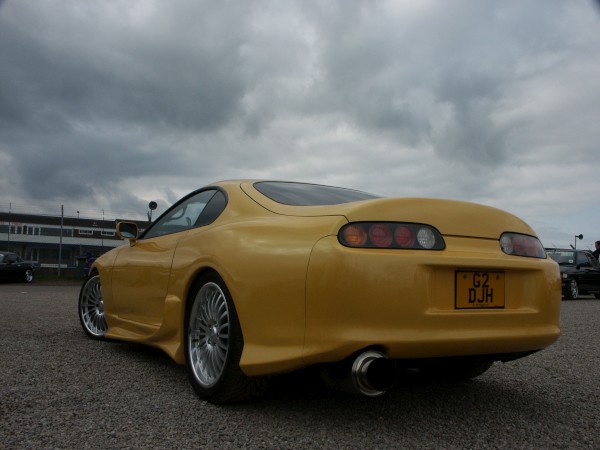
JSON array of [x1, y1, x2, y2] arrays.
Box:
[[0, 283, 598, 449]]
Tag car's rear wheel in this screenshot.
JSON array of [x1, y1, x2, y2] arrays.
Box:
[[564, 279, 579, 300], [24, 268, 33, 283], [418, 360, 493, 383], [78, 274, 107, 339], [185, 273, 267, 404]]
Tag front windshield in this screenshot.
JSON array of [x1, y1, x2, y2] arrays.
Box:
[[548, 251, 576, 265]]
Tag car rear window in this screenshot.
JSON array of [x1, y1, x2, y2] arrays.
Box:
[[253, 181, 380, 206]]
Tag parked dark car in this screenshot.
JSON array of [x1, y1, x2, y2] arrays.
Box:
[[0, 252, 34, 283], [546, 248, 600, 300]]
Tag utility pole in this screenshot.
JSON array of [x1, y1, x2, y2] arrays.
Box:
[[7, 202, 10, 251], [58, 205, 64, 277], [101, 209, 104, 251]]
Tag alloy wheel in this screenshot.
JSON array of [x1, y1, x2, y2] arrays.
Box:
[[79, 275, 107, 337], [188, 282, 230, 388]]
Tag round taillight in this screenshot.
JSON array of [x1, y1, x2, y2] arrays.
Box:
[[342, 224, 367, 247], [417, 228, 436, 249], [394, 226, 415, 248], [369, 224, 393, 248], [500, 234, 514, 255]]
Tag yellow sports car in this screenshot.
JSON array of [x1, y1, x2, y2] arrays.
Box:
[[78, 180, 561, 403]]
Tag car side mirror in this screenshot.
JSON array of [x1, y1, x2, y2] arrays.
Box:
[[116, 222, 139, 245]]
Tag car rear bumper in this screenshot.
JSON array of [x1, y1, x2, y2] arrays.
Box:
[[298, 235, 561, 368]]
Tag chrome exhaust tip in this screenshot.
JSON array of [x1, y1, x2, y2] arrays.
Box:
[[351, 350, 394, 397], [321, 350, 395, 397]]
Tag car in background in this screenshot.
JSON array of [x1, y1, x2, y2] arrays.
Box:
[[546, 248, 600, 300], [78, 180, 561, 403], [0, 252, 34, 283]]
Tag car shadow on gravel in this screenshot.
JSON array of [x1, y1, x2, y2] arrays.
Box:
[[92, 339, 556, 418]]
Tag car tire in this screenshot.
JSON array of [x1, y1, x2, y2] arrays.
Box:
[[24, 268, 33, 283], [418, 360, 493, 383], [184, 273, 268, 404], [78, 274, 108, 339], [564, 279, 578, 300]]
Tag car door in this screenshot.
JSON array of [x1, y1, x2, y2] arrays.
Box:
[[1, 254, 21, 280], [110, 189, 224, 327], [0, 254, 12, 280], [577, 252, 600, 293]]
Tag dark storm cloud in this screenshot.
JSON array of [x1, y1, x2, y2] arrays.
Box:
[[0, 0, 599, 247], [296, 0, 574, 166], [0, 1, 249, 131], [297, 1, 432, 144], [0, 0, 253, 203], [432, 69, 510, 165]]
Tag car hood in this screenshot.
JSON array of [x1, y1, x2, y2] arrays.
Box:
[[240, 181, 535, 240]]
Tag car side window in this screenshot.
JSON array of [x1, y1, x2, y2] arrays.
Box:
[[143, 189, 226, 239], [584, 252, 599, 267], [195, 190, 227, 227]]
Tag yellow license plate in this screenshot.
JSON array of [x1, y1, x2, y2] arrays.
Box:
[[455, 271, 505, 309]]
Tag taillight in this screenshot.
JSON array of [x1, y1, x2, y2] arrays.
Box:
[[394, 226, 415, 248], [500, 232, 545, 258], [342, 224, 368, 247], [339, 222, 445, 250], [369, 224, 393, 248]]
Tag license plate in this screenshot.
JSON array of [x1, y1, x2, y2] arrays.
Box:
[[455, 271, 505, 309]]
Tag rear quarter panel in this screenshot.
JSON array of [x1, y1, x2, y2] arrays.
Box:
[[168, 214, 345, 374]]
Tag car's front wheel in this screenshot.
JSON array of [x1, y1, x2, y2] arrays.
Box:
[[184, 273, 267, 404], [78, 274, 107, 339], [564, 279, 579, 300], [24, 268, 33, 283]]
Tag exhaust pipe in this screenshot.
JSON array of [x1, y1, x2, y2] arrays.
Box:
[[351, 350, 395, 396], [322, 350, 395, 397]]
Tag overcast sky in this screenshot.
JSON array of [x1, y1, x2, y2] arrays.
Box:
[[1, 0, 599, 249]]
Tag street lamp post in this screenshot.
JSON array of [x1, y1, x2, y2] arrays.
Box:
[[574, 234, 583, 249], [7, 202, 11, 252], [101, 209, 104, 251]]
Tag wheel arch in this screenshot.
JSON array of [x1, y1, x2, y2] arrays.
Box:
[[183, 266, 228, 315], [180, 266, 241, 342], [182, 266, 269, 403]]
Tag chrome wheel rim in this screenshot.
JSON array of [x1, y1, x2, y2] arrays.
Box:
[[570, 280, 578, 299], [25, 269, 33, 283], [80, 276, 107, 337], [188, 282, 230, 388]]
